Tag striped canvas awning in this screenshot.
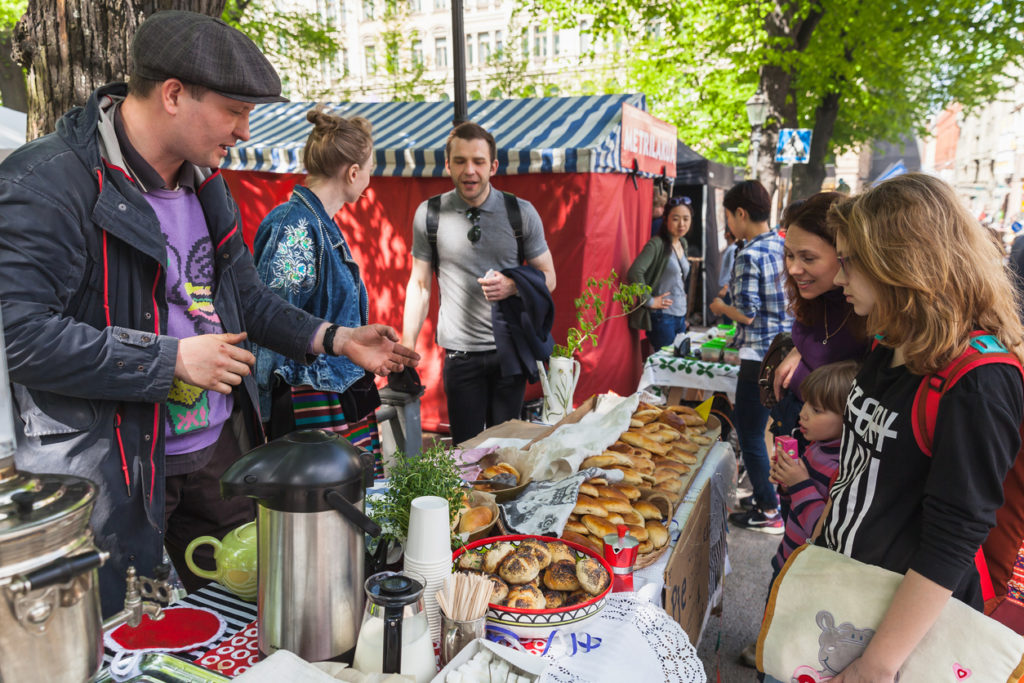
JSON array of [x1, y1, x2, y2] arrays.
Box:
[[224, 94, 652, 177]]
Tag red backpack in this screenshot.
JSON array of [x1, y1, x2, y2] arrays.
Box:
[[891, 332, 1024, 605]]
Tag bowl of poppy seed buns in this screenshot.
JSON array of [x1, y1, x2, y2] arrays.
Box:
[[452, 534, 614, 638]]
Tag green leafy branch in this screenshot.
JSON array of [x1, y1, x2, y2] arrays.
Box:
[[551, 269, 650, 358]]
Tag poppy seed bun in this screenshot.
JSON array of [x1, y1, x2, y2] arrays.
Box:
[[546, 541, 575, 564], [498, 552, 541, 585], [565, 589, 592, 606], [486, 574, 509, 604], [516, 539, 552, 569], [543, 590, 566, 608], [505, 584, 545, 609], [483, 541, 516, 573], [576, 556, 610, 595], [543, 559, 582, 592]]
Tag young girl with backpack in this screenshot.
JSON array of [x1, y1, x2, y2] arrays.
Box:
[[819, 173, 1024, 682]]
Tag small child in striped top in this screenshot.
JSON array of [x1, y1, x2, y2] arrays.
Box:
[[769, 359, 860, 573]]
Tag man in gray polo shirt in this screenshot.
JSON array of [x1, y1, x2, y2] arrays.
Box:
[[402, 122, 556, 444]]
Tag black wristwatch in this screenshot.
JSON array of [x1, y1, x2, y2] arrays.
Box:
[[322, 324, 341, 356]]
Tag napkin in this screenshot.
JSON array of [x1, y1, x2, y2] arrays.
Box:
[[233, 650, 415, 683]]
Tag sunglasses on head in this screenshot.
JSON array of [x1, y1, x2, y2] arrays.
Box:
[[466, 207, 482, 244], [667, 196, 692, 207]]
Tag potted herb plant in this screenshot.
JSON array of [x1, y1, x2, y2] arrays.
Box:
[[538, 270, 650, 422]]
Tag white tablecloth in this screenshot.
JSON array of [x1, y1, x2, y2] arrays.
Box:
[[637, 350, 740, 396]]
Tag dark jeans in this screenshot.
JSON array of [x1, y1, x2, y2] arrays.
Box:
[[647, 310, 687, 350], [443, 349, 526, 445], [733, 360, 778, 511], [164, 424, 256, 593]]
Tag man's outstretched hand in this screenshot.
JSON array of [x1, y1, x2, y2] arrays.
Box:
[[336, 324, 421, 376], [175, 332, 255, 395]]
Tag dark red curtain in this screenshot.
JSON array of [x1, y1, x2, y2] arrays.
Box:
[[223, 170, 653, 434]]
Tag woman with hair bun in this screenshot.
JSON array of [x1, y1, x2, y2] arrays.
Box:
[[815, 174, 1024, 681], [254, 106, 384, 472]]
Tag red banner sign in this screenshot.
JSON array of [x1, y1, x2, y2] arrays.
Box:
[[620, 103, 677, 179]]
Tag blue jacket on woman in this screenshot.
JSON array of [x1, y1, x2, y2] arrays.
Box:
[[253, 185, 369, 417], [0, 83, 322, 616]]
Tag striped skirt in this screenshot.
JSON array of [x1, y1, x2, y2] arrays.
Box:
[[289, 386, 383, 478]]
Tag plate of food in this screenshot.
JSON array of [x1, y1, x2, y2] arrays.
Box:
[[451, 534, 613, 638]]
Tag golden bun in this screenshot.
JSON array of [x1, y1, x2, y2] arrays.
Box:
[[546, 541, 576, 564], [576, 556, 610, 595], [581, 514, 616, 538], [579, 482, 599, 498], [646, 521, 669, 548], [564, 518, 589, 535], [458, 506, 493, 534], [596, 496, 632, 515], [505, 584, 545, 609], [593, 485, 627, 501], [573, 494, 608, 517], [625, 523, 649, 542], [633, 500, 663, 520]]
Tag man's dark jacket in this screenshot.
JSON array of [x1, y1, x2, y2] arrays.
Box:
[[0, 83, 320, 616]]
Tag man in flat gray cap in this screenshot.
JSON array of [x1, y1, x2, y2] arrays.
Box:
[[0, 10, 418, 616]]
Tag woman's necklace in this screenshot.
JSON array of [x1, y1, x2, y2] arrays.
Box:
[[822, 305, 853, 345]]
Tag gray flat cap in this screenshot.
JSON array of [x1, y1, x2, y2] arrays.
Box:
[[132, 10, 288, 104]]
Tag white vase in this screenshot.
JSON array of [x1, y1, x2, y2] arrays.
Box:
[[536, 356, 581, 424]]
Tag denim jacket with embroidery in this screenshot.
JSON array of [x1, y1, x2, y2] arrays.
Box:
[[253, 185, 369, 417]]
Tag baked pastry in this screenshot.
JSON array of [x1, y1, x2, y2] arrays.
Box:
[[620, 431, 671, 456], [487, 574, 509, 604], [560, 529, 594, 550], [629, 418, 643, 428], [573, 494, 608, 517], [607, 441, 632, 454], [543, 559, 582, 591], [613, 483, 641, 500], [483, 542, 516, 574], [596, 496, 632, 515], [637, 540, 654, 554], [581, 514, 616, 539], [625, 524, 649, 542], [546, 541, 576, 564], [608, 466, 643, 486], [593, 485, 627, 501], [632, 409, 661, 424], [498, 553, 541, 585], [458, 552, 484, 571], [656, 478, 683, 494], [581, 534, 604, 554], [666, 405, 707, 426], [516, 539, 552, 569], [657, 410, 689, 431], [579, 482, 599, 498], [543, 590, 566, 608], [626, 455, 655, 474], [654, 467, 687, 484], [646, 521, 669, 548], [564, 518, 589, 535], [581, 452, 632, 468], [576, 557, 610, 595], [505, 585, 545, 609], [606, 512, 625, 525], [621, 509, 645, 526], [633, 500, 662, 520], [588, 477, 608, 486], [481, 462, 520, 483], [458, 506, 493, 534]]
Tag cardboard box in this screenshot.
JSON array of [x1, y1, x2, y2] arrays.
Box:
[[661, 485, 712, 646], [430, 638, 547, 682]]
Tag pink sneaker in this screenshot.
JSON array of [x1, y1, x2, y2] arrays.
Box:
[[729, 507, 783, 534]]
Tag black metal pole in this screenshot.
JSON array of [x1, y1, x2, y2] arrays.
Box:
[[451, 0, 468, 126]]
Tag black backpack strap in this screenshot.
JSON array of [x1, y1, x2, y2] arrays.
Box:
[[426, 194, 442, 278], [502, 191, 525, 265]]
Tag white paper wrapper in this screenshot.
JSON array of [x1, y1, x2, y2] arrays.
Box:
[[522, 393, 639, 482]]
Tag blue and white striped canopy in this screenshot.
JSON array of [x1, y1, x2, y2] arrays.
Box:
[[223, 94, 649, 177]]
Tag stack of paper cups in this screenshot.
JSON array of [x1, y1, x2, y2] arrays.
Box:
[[404, 495, 453, 643]]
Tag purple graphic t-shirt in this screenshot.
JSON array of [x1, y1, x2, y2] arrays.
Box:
[[145, 187, 232, 455]]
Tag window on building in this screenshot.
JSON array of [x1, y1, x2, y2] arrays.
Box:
[[363, 0, 375, 20], [580, 20, 592, 53], [521, 30, 529, 57], [553, 29, 560, 55], [479, 33, 491, 62], [338, 49, 349, 77], [435, 36, 448, 67], [365, 45, 376, 73], [476, 0, 488, 8], [412, 39, 423, 66], [495, 30, 503, 54], [533, 27, 547, 57], [466, 34, 474, 65], [433, 0, 448, 9], [408, 0, 421, 11], [340, 0, 347, 22]]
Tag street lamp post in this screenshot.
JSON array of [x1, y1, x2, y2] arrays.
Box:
[[745, 88, 770, 181], [451, 0, 468, 126]]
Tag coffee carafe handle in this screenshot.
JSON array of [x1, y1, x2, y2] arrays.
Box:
[[325, 489, 382, 537], [382, 604, 404, 674]]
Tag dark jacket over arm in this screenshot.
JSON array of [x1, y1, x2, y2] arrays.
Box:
[[492, 265, 555, 382]]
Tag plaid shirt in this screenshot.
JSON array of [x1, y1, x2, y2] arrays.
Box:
[[731, 230, 792, 359]]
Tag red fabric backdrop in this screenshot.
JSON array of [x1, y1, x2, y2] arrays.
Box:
[[223, 170, 653, 434]]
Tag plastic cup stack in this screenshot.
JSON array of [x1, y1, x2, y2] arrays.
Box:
[[404, 495, 453, 643]]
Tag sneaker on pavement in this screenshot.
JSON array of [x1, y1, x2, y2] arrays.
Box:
[[729, 506, 784, 534], [738, 494, 756, 510]]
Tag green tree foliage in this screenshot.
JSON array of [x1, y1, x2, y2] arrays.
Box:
[[0, 0, 27, 111], [222, 0, 344, 100], [379, 0, 443, 101], [528, 0, 1024, 198]]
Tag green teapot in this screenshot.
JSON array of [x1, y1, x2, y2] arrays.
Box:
[[184, 521, 258, 601]]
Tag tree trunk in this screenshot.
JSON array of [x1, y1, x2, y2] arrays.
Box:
[[0, 30, 28, 113], [12, 0, 225, 140], [791, 91, 841, 200]]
